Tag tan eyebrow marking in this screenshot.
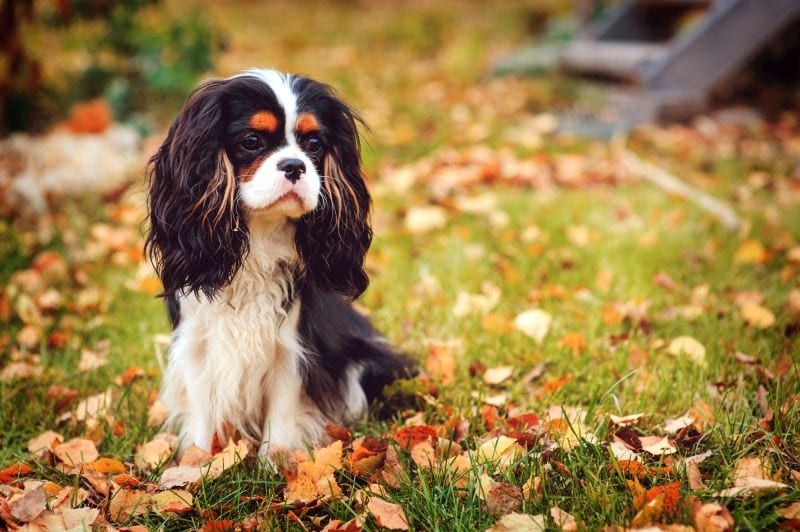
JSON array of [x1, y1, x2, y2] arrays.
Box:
[[249, 111, 278, 132], [296, 113, 320, 134]]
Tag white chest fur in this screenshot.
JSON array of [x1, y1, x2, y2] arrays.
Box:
[[160, 217, 326, 452]]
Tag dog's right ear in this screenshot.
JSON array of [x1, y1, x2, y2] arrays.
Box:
[[145, 80, 249, 300]]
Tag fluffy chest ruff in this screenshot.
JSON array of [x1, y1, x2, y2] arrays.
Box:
[[146, 68, 413, 454], [162, 221, 326, 452]]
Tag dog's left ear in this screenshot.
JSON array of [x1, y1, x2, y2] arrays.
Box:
[[295, 97, 372, 300]]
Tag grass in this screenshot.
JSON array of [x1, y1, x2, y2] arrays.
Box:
[[2, 0, 799, 530]]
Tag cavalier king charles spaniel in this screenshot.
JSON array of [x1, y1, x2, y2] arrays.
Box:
[[146, 69, 412, 454]]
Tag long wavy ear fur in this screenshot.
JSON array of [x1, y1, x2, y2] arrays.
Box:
[[295, 95, 372, 300], [145, 80, 248, 300]]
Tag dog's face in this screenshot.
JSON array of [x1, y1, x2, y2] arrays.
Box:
[[146, 69, 372, 300]]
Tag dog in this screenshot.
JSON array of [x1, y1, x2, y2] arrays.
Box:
[[145, 69, 412, 453]]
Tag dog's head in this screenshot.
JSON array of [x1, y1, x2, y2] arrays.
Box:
[[146, 69, 372, 301]]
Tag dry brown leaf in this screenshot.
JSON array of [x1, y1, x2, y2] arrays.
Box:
[[686, 460, 704, 490], [54, 438, 99, 466], [136, 435, 176, 471], [484, 480, 522, 517], [74, 389, 113, 422], [549, 506, 579, 531], [27, 430, 63, 457], [424, 340, 458, 386], [151, 489, 193, 515], [180, 445, 212, 467], [284, 440, 343, 503], [486, 512, 546, 531], [24, 507, 100, 530], [733, 456, 769, 485], [108, 488, 151, 522], [147, 399, 169, 428], [367, 497, 409, 530], [410, 441, 436, 469], [522, 475, 542, 501], [9, 483, 47, 522], [693, 500, 734, 532], [78, 347, 107, 372], [777, 502, 800, 520], [205, 438, 251, 480], [663, 413, 695, 434]]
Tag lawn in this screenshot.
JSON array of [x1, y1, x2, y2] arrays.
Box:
[[1, 1, 799, 530]]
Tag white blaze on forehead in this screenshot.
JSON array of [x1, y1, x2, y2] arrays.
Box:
[[233, 68, 298, 146]]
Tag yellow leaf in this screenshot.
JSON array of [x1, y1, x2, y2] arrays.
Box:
[[740, 303, 775, 329], [734, 239, 766, 265], [667, 336, 707, 367]]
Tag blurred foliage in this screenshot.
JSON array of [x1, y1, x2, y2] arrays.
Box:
[[1, 0, 215, 135]]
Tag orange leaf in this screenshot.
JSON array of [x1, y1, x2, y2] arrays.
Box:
[[392, 425, 436, 449], [558, 332, 587, 356], [646, 482, 681, 516], [0, 463, 32, 483], [541, 374, 573, 394], [91, 457, 125, 474]]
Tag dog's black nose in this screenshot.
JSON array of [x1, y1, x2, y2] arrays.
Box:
[[278, 158, 306, 184]]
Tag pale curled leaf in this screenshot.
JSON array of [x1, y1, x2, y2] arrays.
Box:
[[667, 336, 706, 367], [486, 512, 546, 532], [513, 309, 551, 343], [367, 498, 409, 530]]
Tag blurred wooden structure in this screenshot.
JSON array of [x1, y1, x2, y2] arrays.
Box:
[[560, 0, 800, 120]]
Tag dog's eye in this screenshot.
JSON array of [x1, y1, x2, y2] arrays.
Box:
[[240, 133, 263, 152], [305, 136, 323, 156]]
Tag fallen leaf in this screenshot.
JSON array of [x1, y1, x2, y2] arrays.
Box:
[[610, 413, 644, 426], [777, 502, 800, 520], [483, 366, 513, 385], [9, 483, 46, 522], [558, 332, 587, 356], [667, 336, 707, 367], [74, 389, 113, 422], [146, 398, 169, 428], [686, 461, 704, 490], [711, 478, 788, 498], [91, 457, 125, 474], [640, 436, 677, 456], [54, 438, 99, 466], [664, 413, 695, 434], [206, 439, 250, 480], [27, 430, 63, 457], [0, 463, 33, 482], [549, 506, 578, 531], [160, 466, 203, 488], [693, 500, 734, 531], [425, 340, 458, 386], [151, 489, 193, 515], [513, 309, 552, 343], [404, 205, 447, 233], [136, 435, 176, 471], [479, 474, 522, 517], [486, 512, 546, 531], [78, 348, 107, 372], [284, 440, 342, 503], [24, 507, 100, 530], [366, 497, 408, 530], [476, 436, 525, 469], [733, 456, 769, 484], [733, 239, 766, 265], [108, 488, 151, 522], [740, 303, 776, 329]]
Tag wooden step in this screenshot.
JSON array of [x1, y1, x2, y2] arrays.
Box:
[[560, 41, 667, 81]]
